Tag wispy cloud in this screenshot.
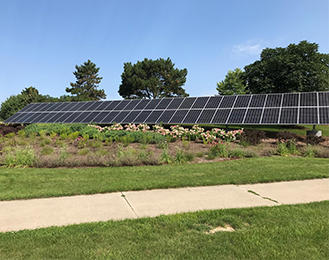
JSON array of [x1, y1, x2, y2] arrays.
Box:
[[232, 40, 264, 56]]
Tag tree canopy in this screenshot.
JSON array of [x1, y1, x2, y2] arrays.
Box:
[[118, 58, 188, 99], [66, 60, 106, 101], [216, 68, 247, 95], [243, 41, 329, 94], [0, 87, 71, 121]]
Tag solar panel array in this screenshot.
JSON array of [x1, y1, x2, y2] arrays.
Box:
[[4, 92, 329, 125]]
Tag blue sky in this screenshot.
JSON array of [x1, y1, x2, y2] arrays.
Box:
[[1, 0, 328, 104]]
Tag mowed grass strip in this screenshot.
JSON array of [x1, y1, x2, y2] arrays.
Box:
[[1, 201, 328, 259], [0, 157, 328, 201]]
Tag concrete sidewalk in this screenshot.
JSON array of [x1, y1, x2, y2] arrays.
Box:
[[1, 178, 328, 232]]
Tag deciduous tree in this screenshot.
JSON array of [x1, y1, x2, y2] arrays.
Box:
[[216, 68, 247, 95], [244, 41, 329, 94]]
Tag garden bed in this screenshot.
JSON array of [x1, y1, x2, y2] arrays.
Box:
[[0, 123, 328, 168]]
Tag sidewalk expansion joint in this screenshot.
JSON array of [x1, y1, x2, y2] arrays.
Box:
[[121, 192, 139, 218]]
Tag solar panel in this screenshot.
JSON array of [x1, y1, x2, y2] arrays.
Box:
[[197, 110, 216, 124], [4, 91, 329, 125], [134, 111, 151, 123], [205, 96, 222, 108], [192, 97, 209, 108], [279, 108, 298, 124], [261, 108, 280, 124], [212, 109, 230, 124], [169, 110, 189, 124], [227, 109, 247, 124], [145, 99, 161, 109], [155, 98, 172, 109], [249, 95, 266, 107], [167, 98, 184, 109], [244, 109, 262, 124], [219, 96, 236, 108], [182, 110, 202, 124], [145, 111, 162, 123]]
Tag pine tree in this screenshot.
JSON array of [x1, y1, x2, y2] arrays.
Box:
[[119, 58, 188, 99], [66, 60, 106, 101]]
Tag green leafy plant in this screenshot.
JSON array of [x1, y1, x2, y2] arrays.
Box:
[[39, 138, 52, 147], [174, 149, 187, 164], [182, 137, 190, 150], [161, 149, 172, 164], [49, 131, 58, 139], [303, 144, 315, 158], [5, 132, 15, 139], [118, 134, 135, 147], [140, 134, 153, 146], [39, 130, 47, 139], [17, 129, 26, 138], [4, 146, 36, 167], [60, 132, 68, 140], [208, 142, 229, 158], [276, 141, 290, 156], [105, 137, 113, 146], [68, 131, 80, 142]]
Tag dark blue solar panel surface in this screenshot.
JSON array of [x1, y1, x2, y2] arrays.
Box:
[[4, 92, 328, 125]]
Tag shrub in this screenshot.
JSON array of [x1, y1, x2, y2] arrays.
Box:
[[208, 142, 229, 158], [80, 126, 100, 139], [240, 130, 266, 145], [276, 131, 298, 141], [4, 146, 36, 167], [306, 135, 324, 145], [17, 130, 26, 138]]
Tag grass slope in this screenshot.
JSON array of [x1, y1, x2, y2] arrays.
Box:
[[0, 201, 328, 259], [1, 157, 328, 201]]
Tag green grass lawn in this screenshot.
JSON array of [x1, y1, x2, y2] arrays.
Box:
[[1, 201, 328, 259], [1, 157, 328, 201]]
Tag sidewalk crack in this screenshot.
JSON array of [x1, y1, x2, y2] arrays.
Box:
[[121, 193, 139, 218], [244, 188, 279, 204]]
